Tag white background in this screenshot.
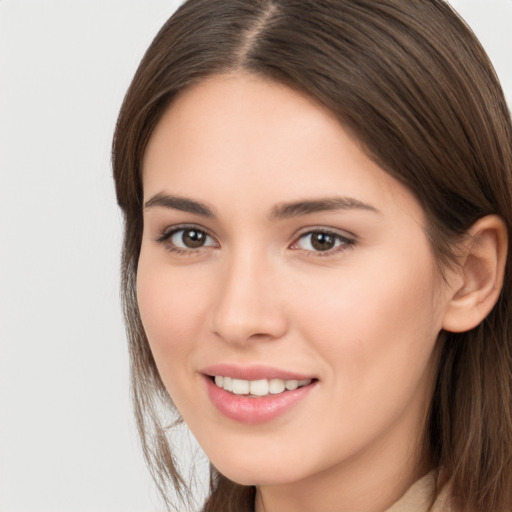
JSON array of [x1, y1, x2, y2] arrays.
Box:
[[0, 1, 511, 511]]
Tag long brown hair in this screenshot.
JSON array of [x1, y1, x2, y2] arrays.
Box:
[[112, 1, 512, 510]]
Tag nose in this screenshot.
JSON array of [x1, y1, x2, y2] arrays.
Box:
[[210, 249, 289, 346]]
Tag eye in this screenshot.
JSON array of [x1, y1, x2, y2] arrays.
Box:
[[291, 230, 355, 254], [157, 226, 217, 252]]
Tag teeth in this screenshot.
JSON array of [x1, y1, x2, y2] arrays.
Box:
[[214, 376, 312, 396], [250, 379, 269, 396], [223, 376, 233, 392], [285, 379, 298, 391], [232, 379, 250, 395], [269, 378, 285, 394]]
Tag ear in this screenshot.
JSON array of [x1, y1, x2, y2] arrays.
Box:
[[442, 215, 508, 333]]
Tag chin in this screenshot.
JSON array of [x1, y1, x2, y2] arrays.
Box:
[[211, 455, 310, 487]]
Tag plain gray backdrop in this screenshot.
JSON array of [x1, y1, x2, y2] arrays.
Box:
[[0, 1, 511, 511]]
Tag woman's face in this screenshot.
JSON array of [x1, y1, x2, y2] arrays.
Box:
[[138, 73, 453, 503]]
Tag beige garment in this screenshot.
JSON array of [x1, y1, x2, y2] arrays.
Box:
[[384, 471, 453, 512]]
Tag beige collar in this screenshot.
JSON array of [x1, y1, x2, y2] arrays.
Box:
[[384, 471, 453, 512]]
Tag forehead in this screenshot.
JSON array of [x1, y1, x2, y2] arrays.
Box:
[[142, 72, 425, 226]]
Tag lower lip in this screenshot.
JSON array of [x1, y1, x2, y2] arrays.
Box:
[[205, 377, 316, 424]]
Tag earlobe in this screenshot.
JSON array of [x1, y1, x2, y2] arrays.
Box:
[[442, 215, 508, 333]]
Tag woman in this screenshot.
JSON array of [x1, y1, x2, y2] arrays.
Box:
[[112, 1, 512, 510]]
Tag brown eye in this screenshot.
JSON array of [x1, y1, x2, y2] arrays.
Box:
[[310, 232, 335, 251], [180, 229, 207, 248], [164, 227, 217, 250], [293, 230, 354, 254]]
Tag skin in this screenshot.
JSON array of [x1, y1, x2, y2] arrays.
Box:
[[137, 73, 459, 512]]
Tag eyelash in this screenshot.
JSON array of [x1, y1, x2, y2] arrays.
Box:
[[156, 225, 218, 256], [156, 225, 356, 256], [291, 229, 356, 256]]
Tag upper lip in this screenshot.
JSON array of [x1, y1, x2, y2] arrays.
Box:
[[201, 363, 315, 381]]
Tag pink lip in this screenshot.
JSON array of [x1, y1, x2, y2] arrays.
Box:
[[201, 363, 313, 381], [201, 364, 317, 425]]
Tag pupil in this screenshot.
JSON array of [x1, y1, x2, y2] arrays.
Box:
[[183, 229, 205, 248], [311, 232, 334, 251]]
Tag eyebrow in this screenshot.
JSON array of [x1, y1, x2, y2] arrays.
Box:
[[144, 193, 379, 219], [269, 196, 379, 220], [144, 193, 215, 217]]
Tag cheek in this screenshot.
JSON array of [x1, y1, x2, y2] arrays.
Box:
[[286, 260, 442, 465], [293, 245, 443, 394], [136, 253, 208, 380]]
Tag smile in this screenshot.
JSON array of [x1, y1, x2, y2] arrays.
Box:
[[213, 376, 312, 397], [205, 371, 317, 424]]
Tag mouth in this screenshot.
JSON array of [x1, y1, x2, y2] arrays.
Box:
[[211, 375, 313, 397], [202, 366, 318, 424]]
